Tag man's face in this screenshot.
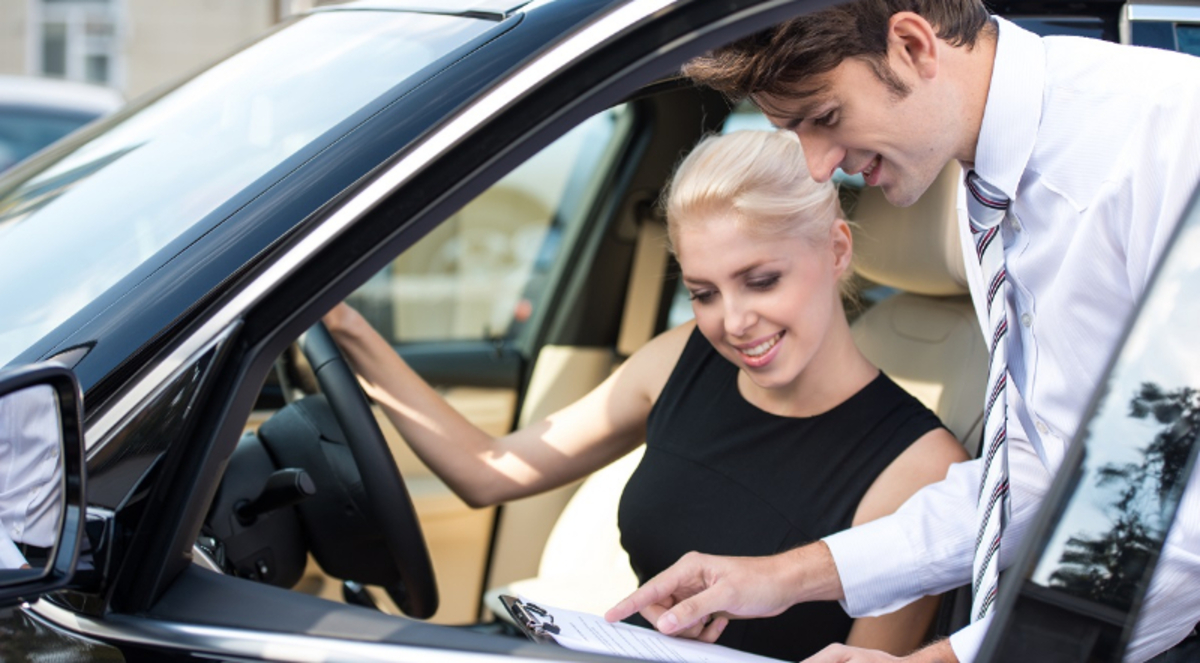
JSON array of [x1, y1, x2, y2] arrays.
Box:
[[758, 56, 958, 207]]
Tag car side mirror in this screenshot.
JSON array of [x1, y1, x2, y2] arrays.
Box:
[[0, 363, 86, 607]]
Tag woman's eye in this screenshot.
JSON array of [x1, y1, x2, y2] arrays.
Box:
[[689, 290, 714, 304], [748, 275, 780, 291]]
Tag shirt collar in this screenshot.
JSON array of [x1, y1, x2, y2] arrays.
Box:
[[972, 17, 1045, 200]]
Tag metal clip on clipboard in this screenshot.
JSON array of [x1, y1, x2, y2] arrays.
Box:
[[500, 595, 561, 644]]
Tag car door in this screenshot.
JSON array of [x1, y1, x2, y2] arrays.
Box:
[[979, 189, 1200, 660], [5, 0, 830, 659]]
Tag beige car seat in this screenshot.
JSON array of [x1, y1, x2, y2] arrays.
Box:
[[482, 217, 667, 620], [848, 162, 987, 453]]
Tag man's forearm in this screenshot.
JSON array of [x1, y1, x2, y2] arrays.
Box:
[[912, 640, 958, 663], [782, 541, 846, 603]]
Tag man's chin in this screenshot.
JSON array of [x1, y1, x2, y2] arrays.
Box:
[[879, 177, 935, 208]]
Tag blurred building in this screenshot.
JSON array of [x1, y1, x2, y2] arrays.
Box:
[[0, 0, 319, 100]]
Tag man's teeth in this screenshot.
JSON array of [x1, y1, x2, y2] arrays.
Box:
[[743, 333, 781, 357]]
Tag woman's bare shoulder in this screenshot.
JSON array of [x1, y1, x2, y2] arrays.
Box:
[[852, 426, 969, 526]]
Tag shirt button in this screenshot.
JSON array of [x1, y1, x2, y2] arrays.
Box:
[[1036, 421, 1049, 435], [1021, 313, 1033, 328]]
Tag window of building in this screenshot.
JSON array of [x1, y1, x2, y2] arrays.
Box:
[[30, 0, 122, 88]]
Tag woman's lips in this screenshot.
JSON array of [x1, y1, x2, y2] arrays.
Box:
[[735, 331, 784, 368]]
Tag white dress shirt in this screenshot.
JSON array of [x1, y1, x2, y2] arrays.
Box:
[[823, 18, 1200, 662], [0, 384, 65, 569]]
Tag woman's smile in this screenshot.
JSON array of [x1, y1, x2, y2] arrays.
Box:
[[734, 330, 785, 367]]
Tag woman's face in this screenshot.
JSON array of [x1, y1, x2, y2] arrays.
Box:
[[677, 216, 850, 394]]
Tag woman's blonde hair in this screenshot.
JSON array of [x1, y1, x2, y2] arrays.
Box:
[[664, 129, 841, 252]]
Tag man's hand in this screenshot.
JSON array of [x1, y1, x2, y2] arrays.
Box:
[[638, 595, 730, 643], [604, 543, 843, 637], [803, 640, 958, 663]]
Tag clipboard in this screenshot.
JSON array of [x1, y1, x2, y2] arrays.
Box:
[[499, 595, 562, 645]]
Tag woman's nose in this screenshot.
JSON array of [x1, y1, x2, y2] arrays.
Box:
[[724, 298, 756, 337]]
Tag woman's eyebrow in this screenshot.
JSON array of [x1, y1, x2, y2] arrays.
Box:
[[683, 259, 783, 286]]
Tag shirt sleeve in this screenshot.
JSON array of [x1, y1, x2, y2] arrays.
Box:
[[823, 429, 1053, 618], [948, 616, 990, 662], [0, 529, 28, 569]]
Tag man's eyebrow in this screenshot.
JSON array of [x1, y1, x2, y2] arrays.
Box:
[[753, 92, 831, 129]]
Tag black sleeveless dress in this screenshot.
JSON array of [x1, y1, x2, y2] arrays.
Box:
[[617, 327, 944, 661]]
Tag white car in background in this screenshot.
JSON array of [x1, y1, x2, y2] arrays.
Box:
[[0, 74, 123, 172]]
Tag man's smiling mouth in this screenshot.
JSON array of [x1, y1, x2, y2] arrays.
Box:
[[860, 154, 882, 185]]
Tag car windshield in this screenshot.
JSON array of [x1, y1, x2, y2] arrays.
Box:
[[0, 10, 491, 367]]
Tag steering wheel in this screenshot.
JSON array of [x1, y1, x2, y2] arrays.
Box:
[[300, 322, 438, 618]]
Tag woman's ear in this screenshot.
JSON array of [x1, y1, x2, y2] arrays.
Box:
[[830, 218, 853, 278]]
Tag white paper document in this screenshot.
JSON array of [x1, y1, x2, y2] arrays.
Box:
[[519, 598, 786, 663]]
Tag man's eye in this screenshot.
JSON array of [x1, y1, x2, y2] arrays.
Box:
[[813, 111, 837, 127]]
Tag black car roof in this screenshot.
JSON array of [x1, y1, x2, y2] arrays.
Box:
[[315, 0, 536, 19]]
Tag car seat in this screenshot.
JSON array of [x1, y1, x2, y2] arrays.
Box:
[[848, 161, 987, 452], [481, 214, 668, 620]]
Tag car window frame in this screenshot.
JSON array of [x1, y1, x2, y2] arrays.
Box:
[[36, 0, 846, 645]]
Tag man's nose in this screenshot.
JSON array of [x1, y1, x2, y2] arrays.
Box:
[[796, 129, 841, 183]]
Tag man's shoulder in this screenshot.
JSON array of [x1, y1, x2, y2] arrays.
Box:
[[1042, 36, 1200, 96]]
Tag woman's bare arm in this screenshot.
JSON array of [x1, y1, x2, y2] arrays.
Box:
[[323, 303, 691, 507], [844, 427, 970, 655]]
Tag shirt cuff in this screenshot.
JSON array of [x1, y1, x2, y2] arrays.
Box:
[[0, 534, 27, 569], [823, 516, 922, 617], [948, 616, 990, 663]]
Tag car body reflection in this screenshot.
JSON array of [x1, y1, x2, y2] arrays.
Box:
[[0, 384, 64, 571]]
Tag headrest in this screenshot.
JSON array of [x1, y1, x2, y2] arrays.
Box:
[[848, 161, 968, 296]]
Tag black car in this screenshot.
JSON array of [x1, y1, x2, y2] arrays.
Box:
[[0, 0, 1196, 661]]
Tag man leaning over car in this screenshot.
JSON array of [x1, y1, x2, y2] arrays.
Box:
[[605, 1, 1200, 661]]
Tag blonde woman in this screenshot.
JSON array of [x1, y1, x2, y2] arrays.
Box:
[[324, 129, 967, 660]]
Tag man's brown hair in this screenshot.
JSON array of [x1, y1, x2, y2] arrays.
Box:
[[684, 0, 991, 102]]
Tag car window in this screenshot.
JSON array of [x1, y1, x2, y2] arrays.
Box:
[[0, 11, 493, 368], [1011, 16, 1112, 40], [346, 105, 633, 345], [1178, 23, 1200, 55]]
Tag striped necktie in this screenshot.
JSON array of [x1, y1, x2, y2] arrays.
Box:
[[965, 170, 1011, 622]]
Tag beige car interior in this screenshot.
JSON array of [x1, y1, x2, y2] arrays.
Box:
[[291, 129, 986, 627], [848, 161, 987, 452]]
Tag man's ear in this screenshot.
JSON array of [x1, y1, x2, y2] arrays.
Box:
[[888, 12, 940, 80]]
